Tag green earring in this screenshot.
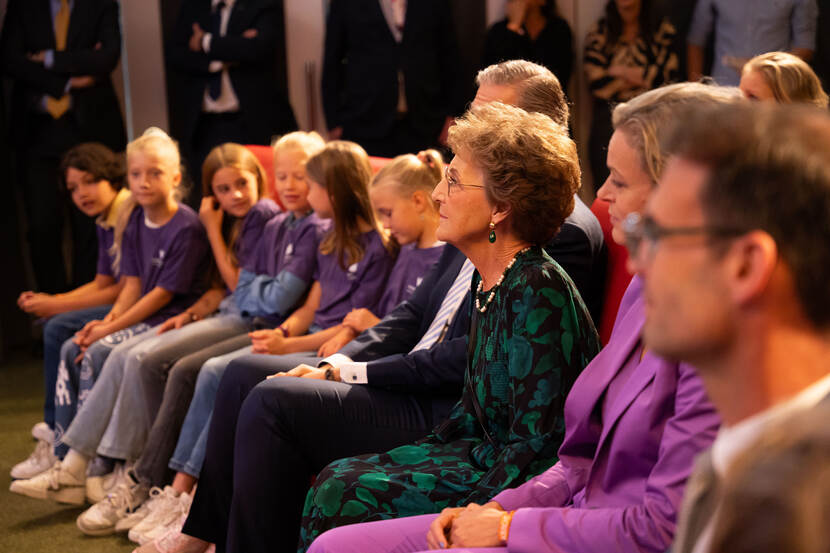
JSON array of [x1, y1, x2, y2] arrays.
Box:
[[488, 222, 496, 243]]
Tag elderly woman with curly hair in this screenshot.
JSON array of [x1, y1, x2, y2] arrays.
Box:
[[296, 102, 601, 551]]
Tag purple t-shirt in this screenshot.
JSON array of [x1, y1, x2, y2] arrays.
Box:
[[120, 204, 210, 325], [375, 242, 444, 318], [236, 199, 280, 273], [252, 211, 330, 279], [95, 225, 117, 278], [312, 230, 395, 330]]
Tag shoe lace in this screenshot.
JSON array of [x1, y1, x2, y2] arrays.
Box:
[[105, 482, 137, 515], [46, 462, 64, 490], [28, 440, 52, 465]]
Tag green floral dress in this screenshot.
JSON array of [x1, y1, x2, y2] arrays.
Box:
[[298, 247, 600, 551]]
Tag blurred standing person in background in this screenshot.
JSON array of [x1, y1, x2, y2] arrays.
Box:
[[0, 0, 126, 293], [584, 0, 678, 188], [483, 0, 574, 92]]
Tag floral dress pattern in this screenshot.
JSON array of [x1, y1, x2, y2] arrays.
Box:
[[297, 247, 601, 551]]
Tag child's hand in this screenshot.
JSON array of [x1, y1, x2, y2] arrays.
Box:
[[158, 312, 197, 334], [19, 292, 58, 317], [17, 290, 35, 309], [199, 197, 224, 231], [317, 327, 357, 357], [342, 308, 380, 333], [74, 319, 104, 344], [250, 328, 287, 354]]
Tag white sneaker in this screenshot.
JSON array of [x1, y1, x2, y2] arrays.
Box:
[[87, 462, 126, 503], [9, 460, 85, 504], [10, 438, 57, 480], [130, 515, 210, 553], [31, 421, 54, 443], [76, 470, 149, 536], [116, 485, 164, 533], [130, 488, 192, 545]]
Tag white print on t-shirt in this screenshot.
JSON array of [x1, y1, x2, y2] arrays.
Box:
[[151, 249, 166, 268], [347, 262, 359, 281], [285, 243, 294, 260]]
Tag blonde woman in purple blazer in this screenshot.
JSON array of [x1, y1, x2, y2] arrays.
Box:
[[305, 83, 739, 553]]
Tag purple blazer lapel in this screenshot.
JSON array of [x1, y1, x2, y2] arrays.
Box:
[[566, 285, 646, 442], [594, 294, 658, 454]]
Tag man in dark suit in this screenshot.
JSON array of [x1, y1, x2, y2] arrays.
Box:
[[180, 62, 605, 552], [322, 0, 462, 157], [167, 0, 296, 205], [1, 0, 126, 292], [624, 102, 830, 553]]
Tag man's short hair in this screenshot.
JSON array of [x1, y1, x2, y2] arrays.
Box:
[[476, 60, 569, 127], [666, 102, 830, 329]]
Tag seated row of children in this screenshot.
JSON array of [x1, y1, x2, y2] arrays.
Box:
[[11, 127, 448, 546]]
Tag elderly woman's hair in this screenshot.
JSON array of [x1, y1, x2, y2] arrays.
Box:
[[447, 102, 579, 245], [743, 52, 829, 108], [475, 60, 569, 127], [612, 82, 742, 184], [709, 403, 830, 553]]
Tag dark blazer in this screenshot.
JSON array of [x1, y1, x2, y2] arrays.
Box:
[[0, 0, 126, 151], [322, 0, 462, 141], [550, 195, 606, 325], [167, 0, 296, 147]]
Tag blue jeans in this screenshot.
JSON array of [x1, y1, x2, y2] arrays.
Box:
[[168, 345, 259, 477], [53, 322, 150, 458], [41, 305, 111, 429]]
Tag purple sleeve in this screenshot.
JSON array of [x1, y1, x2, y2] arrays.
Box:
[[237, 200, 280, 272], [348, 235, 394, 312], [95, 226, 115, 277], [119, 211, 141, 278], [504, 363, 720, 553], [154, 224, 209, 294]]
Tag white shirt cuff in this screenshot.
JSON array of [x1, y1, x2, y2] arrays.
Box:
[[320, 353, 354, 368], [202, 33, 213, 53], [339, 362, 368, 384], [320, 354, 368, 384]]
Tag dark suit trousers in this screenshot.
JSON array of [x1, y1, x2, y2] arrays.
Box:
[[183, 355, 455, 553], [20, 112, 98, 292]]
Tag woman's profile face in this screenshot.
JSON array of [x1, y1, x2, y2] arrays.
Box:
[[614, 0, 641, 19], [596, 129, 653, 246], [431, 153, 490, 249], [739, 69, 776, 102]]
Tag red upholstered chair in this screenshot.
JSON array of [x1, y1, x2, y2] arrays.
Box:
[[245, 144, 283, 209], [590, 198, 633, 344], [369, 156, 392, 174]]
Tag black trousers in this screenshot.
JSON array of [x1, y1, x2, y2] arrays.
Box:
[[19, 113, 98, 292], [183, 354, 457, 553]]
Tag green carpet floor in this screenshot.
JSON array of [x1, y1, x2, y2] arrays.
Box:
[[0, 353, 135, 552]]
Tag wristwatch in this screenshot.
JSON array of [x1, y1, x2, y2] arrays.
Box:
[[324, 366, 336, 381]]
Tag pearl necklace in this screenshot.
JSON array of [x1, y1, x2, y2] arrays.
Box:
[[475, 247, 531, 313]]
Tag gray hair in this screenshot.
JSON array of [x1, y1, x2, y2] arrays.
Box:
[[476, 60, 569, 127]]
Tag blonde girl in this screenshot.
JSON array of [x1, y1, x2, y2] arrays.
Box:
[[740, 52, 829, 108], [318, 150, 446, 356]]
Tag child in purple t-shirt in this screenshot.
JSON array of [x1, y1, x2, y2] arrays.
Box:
[[248, 140, 396, 356], [11, 143, 130, 480], [45, 128, 210, 462], [318, 150, 447, 357]]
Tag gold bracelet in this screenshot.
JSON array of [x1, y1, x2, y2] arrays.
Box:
[[499, 510, 515, 543]]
